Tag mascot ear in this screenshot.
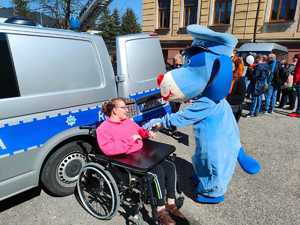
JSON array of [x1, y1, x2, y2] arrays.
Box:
[[202, 55, 232, 102]]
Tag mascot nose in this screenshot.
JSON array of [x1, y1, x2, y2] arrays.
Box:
[[157, 73, 164, 87]]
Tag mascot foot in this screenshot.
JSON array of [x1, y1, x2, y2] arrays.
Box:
[[238, 147, 261, 174], [194, 194, 224, 204]]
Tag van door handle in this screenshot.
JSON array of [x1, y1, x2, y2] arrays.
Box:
[[115, 75, 125, 82]]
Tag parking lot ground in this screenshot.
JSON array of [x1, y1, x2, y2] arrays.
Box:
[[0, 109, 299, 225]]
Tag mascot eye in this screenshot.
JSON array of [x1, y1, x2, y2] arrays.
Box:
[[183, 57, 191, 66]]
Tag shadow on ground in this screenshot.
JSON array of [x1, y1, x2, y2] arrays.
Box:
[[159, 129, 189, 146], [175, 157, 197, 199], [0, 187, 41, 213]]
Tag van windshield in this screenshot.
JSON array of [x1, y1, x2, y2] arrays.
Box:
[[125, 38, 165, 82]]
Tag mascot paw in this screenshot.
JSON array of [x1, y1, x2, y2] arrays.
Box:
[[142, 118, 162, 130], [238, 147, 261, 174], [194, 194, 224, 204]]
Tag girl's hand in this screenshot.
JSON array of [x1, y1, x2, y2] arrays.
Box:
[[150, 123, 162, 132], [132, 134, 142, 142], [148, 131, 157, 139]]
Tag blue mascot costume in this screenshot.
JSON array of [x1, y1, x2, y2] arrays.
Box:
[[144, 25, 260, 204]]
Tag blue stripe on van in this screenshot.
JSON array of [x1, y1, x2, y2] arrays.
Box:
[[0, 103, 171, 157], [0, 107, 102, 157], [0, 87, 170, 157]]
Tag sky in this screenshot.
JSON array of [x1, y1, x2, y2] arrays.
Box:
[[0, 0, 142, 23], [109, 0, 142, 23]]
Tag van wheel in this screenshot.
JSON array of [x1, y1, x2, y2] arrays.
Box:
[[41, 141, 92, 196]]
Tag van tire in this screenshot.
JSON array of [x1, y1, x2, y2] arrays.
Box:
[[41, 141, 92, 196]]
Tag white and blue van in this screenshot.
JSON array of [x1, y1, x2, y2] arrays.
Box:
[[0, 18, 170, 200]]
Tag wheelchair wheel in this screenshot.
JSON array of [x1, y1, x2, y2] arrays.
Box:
[[76, 163, 120, 220]]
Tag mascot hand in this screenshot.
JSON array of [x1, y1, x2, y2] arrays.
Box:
[[143, 118, 163, 131]]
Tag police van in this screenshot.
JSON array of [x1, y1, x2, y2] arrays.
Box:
[[0, 19, 170, 200]]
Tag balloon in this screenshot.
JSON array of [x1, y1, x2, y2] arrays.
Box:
[[246, 55, 254, 65]]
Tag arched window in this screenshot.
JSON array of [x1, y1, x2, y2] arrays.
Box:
[[270, 0, 297, 22], [184, 0, 198, 26], [158, 0, 171, 28], [213, 0, 232, 24]]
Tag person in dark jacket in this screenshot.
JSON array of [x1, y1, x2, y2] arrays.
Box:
[[265, 53, 281, 114], [278, 58, 296, 109], [227, 77, 246, 121], [246, 55, 270, 117], [227, 54, 246, 121]]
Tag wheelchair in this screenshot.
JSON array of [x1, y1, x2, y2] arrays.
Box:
[[76, 124, 183, 225]]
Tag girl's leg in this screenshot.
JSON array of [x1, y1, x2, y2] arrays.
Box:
[[149, 165, 166, 207], [159, 160, 176, 201], [150, 164, 176, 225]]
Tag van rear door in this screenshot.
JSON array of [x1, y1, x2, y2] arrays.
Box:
[[116, 34, 166, 97], [115, 34, 171, 123]]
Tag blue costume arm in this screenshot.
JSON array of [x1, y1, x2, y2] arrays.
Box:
[[143, 98, 216, 130]]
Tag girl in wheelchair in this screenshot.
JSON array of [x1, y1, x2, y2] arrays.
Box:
[[97, 97, 186, 225]]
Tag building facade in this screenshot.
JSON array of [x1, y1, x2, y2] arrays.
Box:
[[142, 0, 300, 63]]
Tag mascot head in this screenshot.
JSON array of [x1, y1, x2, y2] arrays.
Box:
[[158, 25, 238, 102]]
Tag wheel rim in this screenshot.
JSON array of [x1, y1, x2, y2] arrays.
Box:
[[57, 152, 86, 187], [77, 166, 119, 219]]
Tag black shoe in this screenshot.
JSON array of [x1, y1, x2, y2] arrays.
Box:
[[245, 113, 255, 118]]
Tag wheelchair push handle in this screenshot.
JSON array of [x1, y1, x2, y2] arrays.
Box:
[[79, 123, 99, 136]]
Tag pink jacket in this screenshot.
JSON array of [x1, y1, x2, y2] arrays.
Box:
[[96, 119, 149, 156]]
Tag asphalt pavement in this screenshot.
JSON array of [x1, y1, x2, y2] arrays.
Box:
[[0, 108, 299, 225]]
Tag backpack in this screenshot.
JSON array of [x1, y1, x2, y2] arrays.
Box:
[[253, 64, 269, 96], [270, 61, 282, 87]]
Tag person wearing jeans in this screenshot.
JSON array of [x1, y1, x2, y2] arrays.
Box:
[[248, 95, 262, 116], [246, 55, 268, 117], [265, 84, 278, 113]]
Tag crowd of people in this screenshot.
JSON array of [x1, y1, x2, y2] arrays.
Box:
[[230, 52, 300, 118], [166, 50, 300, 119]]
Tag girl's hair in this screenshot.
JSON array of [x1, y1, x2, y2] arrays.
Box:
[[101, 97, 126, 117]]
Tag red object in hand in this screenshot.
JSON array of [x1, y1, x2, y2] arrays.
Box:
[[157, 73, 164, 87]]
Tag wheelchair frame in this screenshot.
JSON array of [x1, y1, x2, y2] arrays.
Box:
[[76, 124, 179, 224]]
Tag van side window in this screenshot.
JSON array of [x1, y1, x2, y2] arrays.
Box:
[[0, 33, 20, 99], [7, 34, 103, 96]]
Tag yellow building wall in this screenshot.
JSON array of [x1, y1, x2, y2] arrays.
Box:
[[142, 0, 300, 42], [142, 0, 156, 32]]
